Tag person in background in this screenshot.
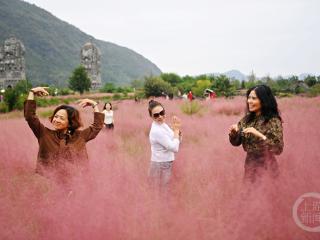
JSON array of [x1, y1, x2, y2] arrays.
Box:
[[187, 91, 193, 101], [102, 102, 114, 130], [229, 85, 284, 183]]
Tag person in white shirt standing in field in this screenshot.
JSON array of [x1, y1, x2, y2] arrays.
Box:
[[102, 102, 114, 130], [148, 100, 182, 195]]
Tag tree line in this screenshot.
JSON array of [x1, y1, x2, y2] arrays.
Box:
[[1, 65, 320, 113]]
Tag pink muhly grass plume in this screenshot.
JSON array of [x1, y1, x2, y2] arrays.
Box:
[[0, 96, 319, 239]]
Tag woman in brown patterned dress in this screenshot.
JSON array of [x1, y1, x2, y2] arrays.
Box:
[[229, 85, 284, 183]]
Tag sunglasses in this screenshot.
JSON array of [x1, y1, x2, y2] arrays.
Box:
[[153, 110, 165, 119]]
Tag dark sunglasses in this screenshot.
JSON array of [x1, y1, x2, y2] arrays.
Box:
[[153, 110, 165, 118]]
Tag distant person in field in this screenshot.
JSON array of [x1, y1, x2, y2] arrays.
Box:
[[148, 100, 182, 195], [24, 87, 104, 184], [229, 85, 284, 183], [187, 91, 193, 101], [102, 102, 114, 130]]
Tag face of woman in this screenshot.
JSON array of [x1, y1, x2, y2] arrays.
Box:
[[151, 105, 165, 124], [247, 90, 262, 114], [52, 109, 69, 132], [105, 104, 111, 110]]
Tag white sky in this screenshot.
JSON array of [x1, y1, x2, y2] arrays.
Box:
[[24, 0, 320, 77]]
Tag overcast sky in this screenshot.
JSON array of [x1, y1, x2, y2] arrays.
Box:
[[24, 0, 319, 77]]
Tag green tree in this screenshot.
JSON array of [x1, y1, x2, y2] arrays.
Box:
[[131, 79, 144, 89], [4, 88, 18, 111], [191, 80, 212, 97], [241, 80, 245, 89], [177, 75, 196, 93], [161, 73, 181, 87], [144, 76, 173, 97], [101, 83, 116, 93], [304, 75, 317, 87], [69, 66, 91, 94], [212, 75, 235, 97], [3, 80, 32, 111]]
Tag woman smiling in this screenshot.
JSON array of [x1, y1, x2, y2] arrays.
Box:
[[24, 86, 104, 183], [148, 100, 182, 195], [229, 85, 284, 183]]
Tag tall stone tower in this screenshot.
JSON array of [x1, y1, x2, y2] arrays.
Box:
[[80, 41, 102, 90], [0, 37, 26, 89]]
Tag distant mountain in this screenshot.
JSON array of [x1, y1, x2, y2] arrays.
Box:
[[209, 69, 247, 81], [0, 0, 161, 86], [223, 70, 247, 81]]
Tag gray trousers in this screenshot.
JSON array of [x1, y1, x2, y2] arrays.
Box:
[[148, 161, 173, 195]]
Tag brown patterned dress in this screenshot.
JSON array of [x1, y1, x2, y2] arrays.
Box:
[[229, 115, 284, 182]]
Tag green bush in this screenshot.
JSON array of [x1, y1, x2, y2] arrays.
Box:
[[277, 92, 294, 98], [59, 88, 72, 96], [144, 76, 173, 97], [308, 84, 320, 97], [4, 88, 18, 111], [181, 101, 204, 115], [36, 98, 60, 107], [100, 83, 116, 93], [0, 102, 9, 113], [14, 94, 27, 110], [112, 93, 122, 100]]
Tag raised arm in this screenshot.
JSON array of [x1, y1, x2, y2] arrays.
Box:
[[154, 116, 182, 152], [78, 99, 104, 142], [24, 87, 49, 139]]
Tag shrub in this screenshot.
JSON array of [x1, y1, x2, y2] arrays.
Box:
[[14, 94, 27, 110], [181, 101, 204, 115], [112, 93, 122, 100], [308, 83, 320, 97], [0, 102, 8, 113], [144, 76, 173, 97], [36, 98, 60, 107]]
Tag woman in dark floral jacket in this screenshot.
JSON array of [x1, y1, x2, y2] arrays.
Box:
[[229, 85, 284, 183]]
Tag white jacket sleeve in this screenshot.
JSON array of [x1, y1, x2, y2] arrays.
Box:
[[153, 130, 180, 153]]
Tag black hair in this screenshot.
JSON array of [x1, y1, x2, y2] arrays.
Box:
[[244, 84, 282, 123], [103, 102, 113, 110], [148, 100, 164, 117]]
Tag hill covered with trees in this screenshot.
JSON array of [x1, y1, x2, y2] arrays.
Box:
[[0, 0, 161, 86]]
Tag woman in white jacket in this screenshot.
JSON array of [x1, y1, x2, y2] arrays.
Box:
[[148, 100, 182, 194]]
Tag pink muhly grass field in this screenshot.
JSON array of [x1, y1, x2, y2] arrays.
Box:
[[0, 96, 319, 239]]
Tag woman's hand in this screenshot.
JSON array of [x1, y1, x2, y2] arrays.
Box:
[[229, 124, 239, 134], [242, 127, 266, 140], [77, 99, 97, 108], [27, 87, 49, 100], [172, 116, 181, 131], [77, 99, 99, 112]]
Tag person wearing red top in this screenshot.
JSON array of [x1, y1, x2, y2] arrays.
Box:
[[187, 91, 193, 101]]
